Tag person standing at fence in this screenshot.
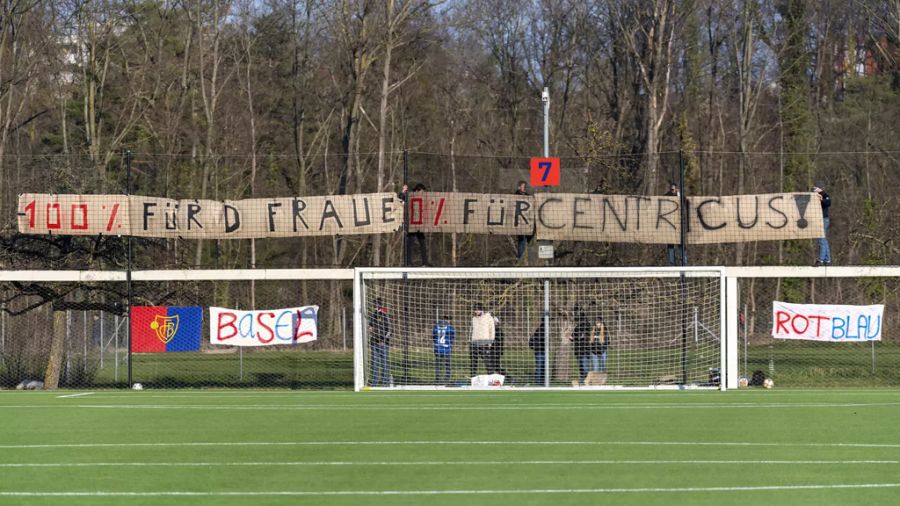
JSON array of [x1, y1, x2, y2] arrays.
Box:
[[432, 316, 455, 385], [529, 319, 547, 385], [469, 303, 495, 377], [400, 183, 430, 266], [514, 180, 531, 260], [569, 305, 591, 384], [589, 315, 608, 373], [813, 183, 832, 266], [664, 183, 684, 266], [368, 298, 392, 386]]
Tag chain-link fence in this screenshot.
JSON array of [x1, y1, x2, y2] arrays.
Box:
[[3, 268, 899, 390], [737, 273, 900, 387], [0, 274, 353, 389]]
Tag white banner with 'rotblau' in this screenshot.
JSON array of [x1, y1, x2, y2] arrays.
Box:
[[772, 301, 884, 341], [209, 306, 318, 346]]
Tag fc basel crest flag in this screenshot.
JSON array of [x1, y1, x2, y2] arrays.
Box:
[[131, 306, 202, 352]]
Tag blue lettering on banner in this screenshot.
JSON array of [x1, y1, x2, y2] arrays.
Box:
[[869, 315, 882, 339], [831, 314, 881, 340], [239, 313, 254, 338], [274, 310, 294, 341], [831, 317, 845, 339]]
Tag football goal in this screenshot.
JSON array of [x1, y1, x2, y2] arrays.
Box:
[[353, 268, 726, 390]]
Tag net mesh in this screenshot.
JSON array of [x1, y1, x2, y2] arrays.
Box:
[[360, 270, 722, 388]]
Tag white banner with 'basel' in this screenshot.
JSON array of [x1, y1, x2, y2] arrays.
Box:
[[772, 301, 883, 341], [209, 306, 318, 346]]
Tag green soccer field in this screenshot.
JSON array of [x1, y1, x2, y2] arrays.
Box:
[[1, 389, 899, 505]]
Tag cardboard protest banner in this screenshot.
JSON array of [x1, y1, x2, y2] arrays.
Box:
[[534, 194, 679, 243], [209, 306, 318, 346], [533, 192, 824, 244], [17, 194, 130, 236], [772, 301, 883, 341], [684, 193, 825, 244], [18, 191, 823, 244], [407, 191, 533, 235], [19, 193, 402, 239]]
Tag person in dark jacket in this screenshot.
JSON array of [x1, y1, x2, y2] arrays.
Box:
[[814, 183, 832, 266], [398, 183, 430, 266], [432, 316, 455, 385], [569, 306, 592, 384], [368, 299, 392, 386], [514, 181, 531, 259], [664, 183, 685, 266], [528, 319, 547, 385]]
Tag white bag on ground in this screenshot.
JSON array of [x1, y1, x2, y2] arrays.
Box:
[[471, 374, 505, 387]]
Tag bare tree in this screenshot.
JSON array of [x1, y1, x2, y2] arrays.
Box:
[[609, 0, 684, 193]]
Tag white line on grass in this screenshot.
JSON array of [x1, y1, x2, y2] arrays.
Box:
[[4, 401, 898, 410], [73, 401, 900, 409], [56, 392, 94, 399], [3, 440, 899, 450], [1, 459, 897, 468], [2, 483, 900, 496]]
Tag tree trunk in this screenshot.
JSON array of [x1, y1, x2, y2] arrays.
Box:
[[44, 310, 66, 389]]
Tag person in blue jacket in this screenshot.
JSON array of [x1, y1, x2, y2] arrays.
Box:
[[432, 316, 455, 385]]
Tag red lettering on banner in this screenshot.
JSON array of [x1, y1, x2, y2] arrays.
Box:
[[24, 200, 36, 228], [256, 312, 275, 343], [410, 197, 424, 225], [293, 310, 313, 341], [433, 198, 445, 226], [807, 315, 831, 337], [775, 311, 790, 334], [71, 204, 89, 230], [217, 312, 237, 340], [106, 203, 120, 232], [790, 314, 809, 334], [47, 203, 61, 229]]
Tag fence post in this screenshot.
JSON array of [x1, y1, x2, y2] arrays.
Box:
[[125, 150, 134, 388], [114, 315, 119, 382], [99, 313, 104, 369]]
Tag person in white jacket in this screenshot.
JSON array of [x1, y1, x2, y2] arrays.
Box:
[[469, 303, 495, 377]]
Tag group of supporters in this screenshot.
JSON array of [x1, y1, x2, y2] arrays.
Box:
[[367, 299, 609, 387]]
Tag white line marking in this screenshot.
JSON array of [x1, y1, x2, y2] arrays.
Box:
[[4, 401, 898, 410], [1, 483, 900, 496], [0, 459, 897, 468], [56, 392, 94, 399], [2, 440, 899, 450]]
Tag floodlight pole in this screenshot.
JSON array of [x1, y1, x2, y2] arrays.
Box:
[[539, 88, 552, 267], [678, 150, 687, 267], [542, 88, 549, 158], [403, 149, 410, 268], [125, 150, 134, 388], [401, 148, 410, 385]]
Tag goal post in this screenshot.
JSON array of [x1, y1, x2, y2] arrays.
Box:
[[353, 267, 727, 390]]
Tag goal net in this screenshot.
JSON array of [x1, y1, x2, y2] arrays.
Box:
[[354, 268, 725, 390]]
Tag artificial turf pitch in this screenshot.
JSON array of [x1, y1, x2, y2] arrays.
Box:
[[0, 389, 898, 505]]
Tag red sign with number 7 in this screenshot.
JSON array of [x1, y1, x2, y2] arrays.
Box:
[[530, 158, 560, 187]]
